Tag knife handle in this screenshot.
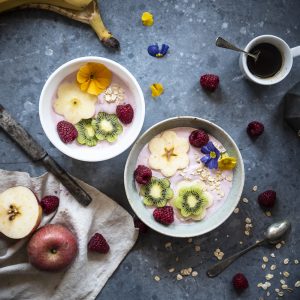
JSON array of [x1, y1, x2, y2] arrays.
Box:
[[0, 104, 47, 161], [42, 155, 92, 207]]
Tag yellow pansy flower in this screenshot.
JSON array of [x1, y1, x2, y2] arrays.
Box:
[[141, 12, 154, 26], [218, 156, 237, 170], [150, 83, 164, 97], [77, 63, 112, 96]]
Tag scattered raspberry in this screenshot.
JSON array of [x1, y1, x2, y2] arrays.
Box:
[[40, 195, 59, 214], [134, 165, 152, 185], [134, 217, 149, 233], [116, 104, 134, 124], [200, 74, 219, 91], [189, 129, 209, 147], [247, 121, 264, 137], [57, 121, 78, 143], [88, 233, 110, 253], [153, 206, 174, 225], [232, 273, 249, 291], [258, 190, 276, 208]]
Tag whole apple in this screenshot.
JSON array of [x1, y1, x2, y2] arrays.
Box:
[[27, 224, 78, 272]]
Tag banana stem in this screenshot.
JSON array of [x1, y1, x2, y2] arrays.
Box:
[[17, 1, 120, 50]]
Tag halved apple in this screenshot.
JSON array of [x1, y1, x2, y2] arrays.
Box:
[[0, 186, 42, 239]]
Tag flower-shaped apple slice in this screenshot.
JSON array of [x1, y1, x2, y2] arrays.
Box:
[[53, 82, 98, 124], [148, 130, 189, 177]]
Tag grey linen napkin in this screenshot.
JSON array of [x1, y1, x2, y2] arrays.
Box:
[[0, 169, 138, 300]]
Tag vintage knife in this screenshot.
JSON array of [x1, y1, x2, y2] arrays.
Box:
[[0, 104, 92, 206]]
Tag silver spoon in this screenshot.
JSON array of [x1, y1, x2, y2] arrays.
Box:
[[207, 220, 291, 277], [216, 36, 260, 61]]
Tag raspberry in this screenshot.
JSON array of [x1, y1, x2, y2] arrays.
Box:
[[200, 74, 219, 91], [232, 273, 249, 291], [116, 104, 134, 124], [189, 129, 209, 147], [40, 195, 59, 214], [88, 233, 110, 253], [134, 217, 149, 233], [153, 206, 174, 225], [247, 121, 264, 137], [258, 190, 276, 208], [134, 165, 152, 185], [57, 121, 78, 143]]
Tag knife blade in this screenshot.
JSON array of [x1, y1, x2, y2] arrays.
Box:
[[0, 104, 92, 207]]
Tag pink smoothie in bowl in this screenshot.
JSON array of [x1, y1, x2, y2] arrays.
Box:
[[51, 71, 136, 150], [39, 57, 145, 162], [135, 127, 234, 225]]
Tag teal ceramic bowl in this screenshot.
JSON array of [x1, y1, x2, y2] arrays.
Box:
[[124, 117, 245, 237]]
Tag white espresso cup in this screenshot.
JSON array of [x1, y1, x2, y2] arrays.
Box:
[[239, 35, 300, 85]]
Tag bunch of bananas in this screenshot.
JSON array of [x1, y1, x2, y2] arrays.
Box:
[[0, 0, 119, 49]]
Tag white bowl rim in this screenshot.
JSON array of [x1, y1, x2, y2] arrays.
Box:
[[124, 116, 245, 238], [39, 56, 145, 162]]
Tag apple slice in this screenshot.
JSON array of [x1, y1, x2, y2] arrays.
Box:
[[0, 186, 42, 239]]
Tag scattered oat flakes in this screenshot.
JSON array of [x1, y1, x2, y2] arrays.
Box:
[[168, 268, 175, 273], [176, 274, 183, 281], [262, 264, 266, 269], [242, 197, 249, 203], [275, 288, 280, 293], [295, 281, 300, 288], [239, 241, 243, 245], [195, 245, 201, 252], [294, 259, 299, 264], [191, 271, 198, 277], [283, 271, 290, 278], [252, 185, 258, 191], [263, 256, 269, 263], [154, 275, 160, 281], [280, 279, 286, 285], [214, 248, 224, 260], [165, 242, 172, 249], [282, 284, 288, 290], [270, 253, 275, 258], [277, 291, 284, 297], [283, 258, 289, 265], [275, 243, 282, 249], [234, 207, 239, 214], [270, 264, 276, 271], [265, 211, 272, 217], [188, 238, 193, 243], [265, 274, 274, 280], [245, 217, 252, 224], [267, 291, 270, 297]]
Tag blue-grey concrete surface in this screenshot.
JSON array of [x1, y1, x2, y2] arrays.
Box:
[[0, 0, 299, 299]]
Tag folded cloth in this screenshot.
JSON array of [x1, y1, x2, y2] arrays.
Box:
[[0, 169, 138, 300], [284, 81, 300, 136]]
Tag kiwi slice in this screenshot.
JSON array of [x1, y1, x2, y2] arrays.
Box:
[[174, 183, 212, 219], [91, 112, 123, 143], [75, 119, 98, 147], [140, 177, 174, 207]]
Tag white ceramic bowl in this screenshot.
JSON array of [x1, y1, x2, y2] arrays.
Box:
[[39, 56, 145, 162], [124, 117, 245, 238]]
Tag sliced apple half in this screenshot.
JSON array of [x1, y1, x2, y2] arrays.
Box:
[[0, 186, 42, 239]]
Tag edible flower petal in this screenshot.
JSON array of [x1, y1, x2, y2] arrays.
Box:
[[218, 156, 237, 170], [77, 62, 112, 96], [148, 43, 169, 58], [150, 83, 164, 97], [200, 141, 220, 169], [141, 12, 154, 26]]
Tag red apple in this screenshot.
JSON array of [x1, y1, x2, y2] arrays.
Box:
[[27, 224, 78, 272]]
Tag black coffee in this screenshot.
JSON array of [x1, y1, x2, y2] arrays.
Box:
[[247, 43, 283, 78]]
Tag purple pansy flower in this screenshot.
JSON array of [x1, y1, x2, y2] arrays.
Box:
[[147, 43, 169, 57], [200, 141, 220, 169]]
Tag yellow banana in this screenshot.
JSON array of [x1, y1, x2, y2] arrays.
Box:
[[0, 0, 120, 50]]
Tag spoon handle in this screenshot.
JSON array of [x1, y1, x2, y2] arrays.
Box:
[[207, 240, 265, 277], [215, 37, 245, 52]]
